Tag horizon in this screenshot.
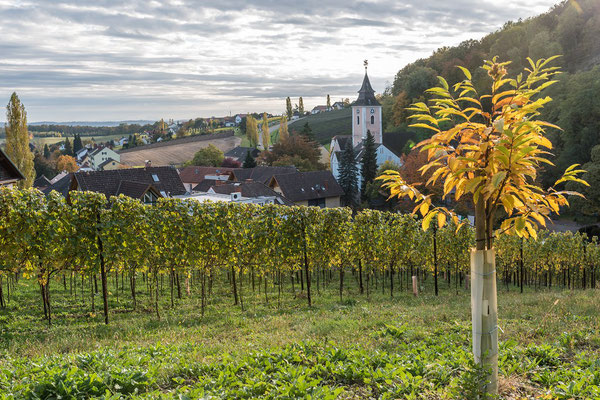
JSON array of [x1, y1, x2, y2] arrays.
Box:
[[0, 0, 559, 122]]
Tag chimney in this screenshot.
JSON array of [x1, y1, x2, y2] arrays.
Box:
[[145, 160, 152, 168], [245, 179, 253, 183]]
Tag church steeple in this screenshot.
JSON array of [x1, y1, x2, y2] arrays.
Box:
[[351, 60, 382, 146]]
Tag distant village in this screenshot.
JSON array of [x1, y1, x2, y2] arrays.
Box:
[[1, 68, 406, 211]]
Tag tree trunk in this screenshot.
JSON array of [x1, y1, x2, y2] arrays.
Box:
[[471, 197, 498, 395]]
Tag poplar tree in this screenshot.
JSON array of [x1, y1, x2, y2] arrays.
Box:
[[5, 92, 34, 188], [279, 116, 289, 141], [299, 97, 304, 115], [338, 142, 358, 207], [246, 116, 259, 147], [360, 130, 377, 198], [327, 94, 331, 109], [262, 113, 270, 149], [286, 97, 293, 119]]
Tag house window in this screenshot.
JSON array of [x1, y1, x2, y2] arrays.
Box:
[[370, 115, 375, 124], [308, 198, 326, 208], [357, 116, 360, 125], [152, 174, 159, 182], [143, 192, 157, 205]]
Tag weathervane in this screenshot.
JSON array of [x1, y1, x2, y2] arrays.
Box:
[[364, 59, 368, 72]]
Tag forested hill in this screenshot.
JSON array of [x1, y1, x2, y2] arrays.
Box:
[[382, 0, 600, 205]]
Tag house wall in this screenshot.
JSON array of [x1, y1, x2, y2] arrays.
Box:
[[325, 196, 340, 208], [102, 161, 122, 171]]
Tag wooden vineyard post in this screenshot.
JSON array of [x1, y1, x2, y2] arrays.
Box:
[[471, 248, 498, 394], [465, 274, 470, 290], [412, 275, 418, 297]]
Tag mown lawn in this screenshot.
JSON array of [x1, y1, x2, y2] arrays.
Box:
[[0, 274, 598, 399]]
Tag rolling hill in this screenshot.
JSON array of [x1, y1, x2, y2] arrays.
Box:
[[288, 108, 351, 145]]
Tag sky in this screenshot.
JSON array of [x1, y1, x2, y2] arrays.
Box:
[[0, 0, 560, 123]]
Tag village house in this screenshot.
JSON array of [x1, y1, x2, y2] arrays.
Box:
[[268, 170, 344, 208], [87, 146, 121, 171], [224, 146, 260, 162], [0, 148, 24, 187], [311, 105, 328, 114]]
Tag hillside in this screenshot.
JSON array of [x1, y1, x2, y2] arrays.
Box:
[[119, 132, 240, 167], [288, 108, 351, 145], [383, 0, 600, 216]]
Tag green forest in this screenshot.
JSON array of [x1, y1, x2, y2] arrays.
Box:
[[381, 0, 600, 219]]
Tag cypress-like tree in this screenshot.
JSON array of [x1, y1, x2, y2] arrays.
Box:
[[246, 116, 259, 147], [360, 130, 377, 198], [243, 151, 257, 168], [279, 116, 289, 141], [43, 144, 50, 159], [63, 137, 73, 156], [338, 142, 358, 207], [286, 97, 293, 119], [5, 92, 34, 188], [262, 113, 270, 149], [73, 134, 83, 153], [299, 97, 304, 115], [326, 94, 331, 109]]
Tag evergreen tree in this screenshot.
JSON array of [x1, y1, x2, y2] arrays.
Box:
[[243, 151, 257, 168], [286, 97, 293, 119], [262, 112, 270, 149], [299, 97, 304, 115], [327, 94, 331, 109], [300, 122, 316, 144], [43, 144, 50, 159], [73, 134, 83, 153], [279, 116, 289, 141], [63, 137, 73, 156], [338, 141, 358, 207], [360, 130, 378, 198], [5, 92, 34, 188]]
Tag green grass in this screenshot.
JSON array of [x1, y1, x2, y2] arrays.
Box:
[[289, 109, 352, 145], [1, 274, 599, 398], [0, 134, 125, 148]]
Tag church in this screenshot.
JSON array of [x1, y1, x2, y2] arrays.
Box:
[[330, 63, 403, 185]]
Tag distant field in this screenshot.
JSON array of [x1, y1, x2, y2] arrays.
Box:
[[119, 133, 241, 166], [0, 134, 124, 148], [288, 108, 351, 144]]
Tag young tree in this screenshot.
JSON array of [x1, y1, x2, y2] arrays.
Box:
[[338, 142, 358, 207], [360, 130, 378, 198], [299, 97, 304, 115], [286, 97, 293, 119], [189, 144, 225, 167], [63, 138, 73, 156], [260, 134, 324, 171], [379, 57, 587, 395], [279, 116, 289, 141], [222, 157, 241, 168], [262, 113, 270, 149], [5, 92, 34, 188], [56, 155, 79, 173], [243, 151, 257, 168], [326, 94, 331, 109]]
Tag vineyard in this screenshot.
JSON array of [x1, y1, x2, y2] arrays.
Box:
[[1, 187, 599, 326]]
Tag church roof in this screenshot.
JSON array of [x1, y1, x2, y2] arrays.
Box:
[[354, 72, 380, 107]]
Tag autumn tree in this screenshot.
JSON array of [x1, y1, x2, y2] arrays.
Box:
[[56, 155, 79, 173], [260, 134, 324, 171], [299, 97, 304, 115], [5, 92, 34, 188], [360, 130, 377, 198], [189, 144, 224, 167], [279, 116, 289, 141], [286, 97, 293, 119], [246, 116, 259, 147], [379, 57, 586, 396], [262, 113, 270, 149], [326, 94, 331, 109]]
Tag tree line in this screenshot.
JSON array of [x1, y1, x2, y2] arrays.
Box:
[[0, 187, 598, 326]]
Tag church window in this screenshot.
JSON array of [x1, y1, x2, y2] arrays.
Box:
[[370, 115, 374, 124], [357, 116, 360, 125]]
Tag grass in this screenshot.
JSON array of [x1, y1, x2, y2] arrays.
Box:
[[0, 274, 599, 398], [288, 109, 352, 145]]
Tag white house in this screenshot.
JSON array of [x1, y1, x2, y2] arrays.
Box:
[[88, 147, 121, 171], [330, 65, 402, 185], [235, 114, 247, 125]]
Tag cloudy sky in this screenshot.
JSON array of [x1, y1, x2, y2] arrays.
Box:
[[0, 0, 559, 122]]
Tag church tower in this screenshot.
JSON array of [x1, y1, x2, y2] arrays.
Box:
[[352, 60, 382, 146]]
